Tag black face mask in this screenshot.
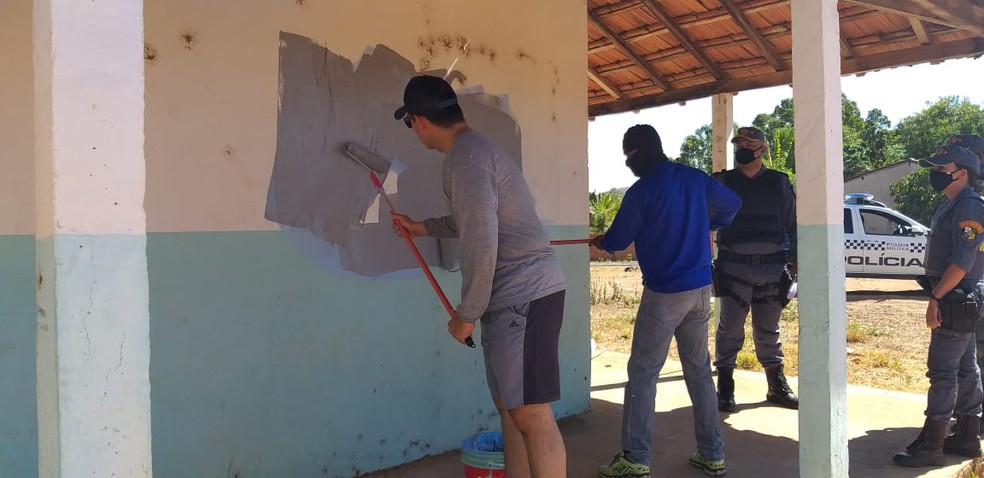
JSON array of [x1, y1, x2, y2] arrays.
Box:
[[929, 170, 956, 192], [735, 148, 758, 165], [625, 154, 653, 177]]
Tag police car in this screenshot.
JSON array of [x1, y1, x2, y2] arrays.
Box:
[[844, 193, 929, 279]]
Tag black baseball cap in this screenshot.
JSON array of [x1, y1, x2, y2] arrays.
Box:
[[919, 144, 981, 172], [393, 75, 459, 120]]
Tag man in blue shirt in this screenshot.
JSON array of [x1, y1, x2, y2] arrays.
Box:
[[593, 125, 741, 478]]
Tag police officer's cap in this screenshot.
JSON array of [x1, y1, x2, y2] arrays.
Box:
[[949, 134, 984, 160], [731, 127, 766, 144], [920, 144, 982, 175]]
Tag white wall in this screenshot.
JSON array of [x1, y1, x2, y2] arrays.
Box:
[[844, 159, 919, 208], [1, 2, 590, 476], [145, 1, 588, 233]]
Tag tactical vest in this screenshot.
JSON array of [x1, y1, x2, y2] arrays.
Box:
[[717, 169, 787, 246]]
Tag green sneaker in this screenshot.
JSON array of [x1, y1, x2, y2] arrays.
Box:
[[600, 451, 651, 478], [689, 451, 726, 476]]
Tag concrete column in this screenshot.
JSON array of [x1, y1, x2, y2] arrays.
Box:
[[711, 93, 734, 173], [34, 0, 152, 476], [792, 0, 848, 477]]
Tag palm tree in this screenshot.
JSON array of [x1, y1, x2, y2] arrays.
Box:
[[589, 191, 622, 234]]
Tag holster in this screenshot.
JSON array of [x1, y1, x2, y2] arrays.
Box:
[[916, 275, 933, 295], [711, 262, 723, 297], [940, 289, 982, 333]]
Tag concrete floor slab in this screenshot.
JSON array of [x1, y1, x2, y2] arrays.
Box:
[[366, 351, 975, 477]]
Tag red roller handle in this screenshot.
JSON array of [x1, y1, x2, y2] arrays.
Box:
[[370, 171, 475, 348]]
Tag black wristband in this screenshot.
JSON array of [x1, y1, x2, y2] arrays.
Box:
[[931, 293, 943, 302]]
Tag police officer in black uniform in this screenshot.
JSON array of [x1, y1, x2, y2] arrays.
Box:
[[894, 144, 984, 467], [712, 126, 799, 412]]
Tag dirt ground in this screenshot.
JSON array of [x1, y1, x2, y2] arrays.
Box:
[[590, 264, 933, 393]]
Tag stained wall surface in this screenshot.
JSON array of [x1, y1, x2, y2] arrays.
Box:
[[1, 1, 589, 476], [0, 0, 38, 476]]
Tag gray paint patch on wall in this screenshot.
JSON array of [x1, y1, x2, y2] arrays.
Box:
[[266, 32, 523, 277]]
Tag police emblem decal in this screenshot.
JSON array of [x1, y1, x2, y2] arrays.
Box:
[[965, 227, 977, 241], [959, 221, 984, 241]]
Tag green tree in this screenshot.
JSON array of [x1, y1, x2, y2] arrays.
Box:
[[841, 96, 870, 179], [589, 191, 623, 234], [861, 108, 904, 170], [888, 97, 984, 225], [890, 169, 942, 226], [678, 125, 713, 173], [752, 98, 796, 174], [894, 96, 984, 160]]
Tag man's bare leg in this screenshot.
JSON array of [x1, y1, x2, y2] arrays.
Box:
[[509, 402, 566, 478], [495, 399, 531, 478]]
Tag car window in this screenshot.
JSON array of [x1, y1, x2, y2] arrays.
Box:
[[844, 208, 853, 234], [860, 209, 911, 236]]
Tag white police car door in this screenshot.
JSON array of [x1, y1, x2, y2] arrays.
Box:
[[844, 207, 866, 274], [857, 208, 925, 275]]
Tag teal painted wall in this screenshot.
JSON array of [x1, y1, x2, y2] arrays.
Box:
[[147, 226, 590, 477], [0, 235, 38, 477]]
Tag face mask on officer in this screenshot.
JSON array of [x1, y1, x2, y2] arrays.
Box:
[[735, 147, 759, 165], [929, 170, 956, 192]]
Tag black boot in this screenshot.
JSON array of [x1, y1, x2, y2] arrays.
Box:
[[943, 415, 982, 457], [717, 367, 736, 412], [765, 364, 799, 410], [894, 418, 948, 467]]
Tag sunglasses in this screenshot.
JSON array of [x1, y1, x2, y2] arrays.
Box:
[[732, 128, 764, 143], [403, 115, 414, 129]]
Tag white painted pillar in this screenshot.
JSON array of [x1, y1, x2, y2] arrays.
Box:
[[792, 0, 848, 477], [711, 93, 734, 174], [34, 1, 152, 477]]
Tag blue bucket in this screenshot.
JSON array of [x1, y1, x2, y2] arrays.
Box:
[[460, 431, 505, 478]]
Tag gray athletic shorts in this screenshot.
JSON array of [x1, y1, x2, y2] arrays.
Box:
[[481, 290, 565, 410]]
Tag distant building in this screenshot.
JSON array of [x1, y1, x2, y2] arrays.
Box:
[[844, 159, 920, 208]]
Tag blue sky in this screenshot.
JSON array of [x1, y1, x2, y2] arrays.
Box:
[[588, 57, 984, 192]]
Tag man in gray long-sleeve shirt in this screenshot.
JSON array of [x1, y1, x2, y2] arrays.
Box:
[[392, 75, 567, 477]]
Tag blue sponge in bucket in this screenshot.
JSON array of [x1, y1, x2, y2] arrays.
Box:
[[460, 431, 505, 470]]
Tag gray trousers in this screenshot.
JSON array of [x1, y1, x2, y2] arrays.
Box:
[[621, 285, 724, 465], [976, 318, 984, 398], [713, 260, 786, 370], [927, 327, 982, 422]]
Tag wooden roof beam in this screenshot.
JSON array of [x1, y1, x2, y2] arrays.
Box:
[[844, 0, 984, 36], [640, 0, 726, 80], [910, 18, 931, 45], [591, 1, 646, 19], [588, 11, 671, 91], [594, 25, 792, 75], [843, 37, 984, 73], [588, 2, 880, 55], [840, 36, 858, 59], [588, 68, 623, 100], [717, 0, 786, 71], [589, 37, 984, 117], [587, 0, 790, 55]]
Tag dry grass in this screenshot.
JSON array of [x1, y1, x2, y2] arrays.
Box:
[[590, 265, 932, 394]]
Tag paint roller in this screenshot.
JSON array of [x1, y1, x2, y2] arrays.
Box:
[[342, 142, 476, 348]]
